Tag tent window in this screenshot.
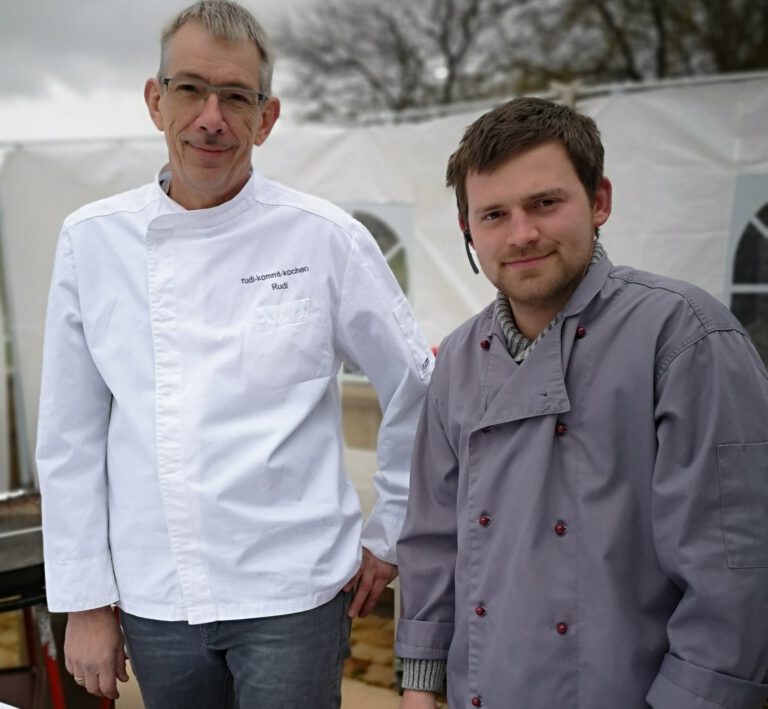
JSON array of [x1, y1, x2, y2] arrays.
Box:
[[352, 210, 409, 295], [731, 204, 768, 363]]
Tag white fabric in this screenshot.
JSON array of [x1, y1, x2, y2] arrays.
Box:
[[1, 77, 767, 489], [36, 169, 432, 623]]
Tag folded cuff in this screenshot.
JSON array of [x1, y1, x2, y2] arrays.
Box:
[[401, 658, 446, 693]]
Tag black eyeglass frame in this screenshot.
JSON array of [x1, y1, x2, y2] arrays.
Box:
[[160, 76, 269, 107]]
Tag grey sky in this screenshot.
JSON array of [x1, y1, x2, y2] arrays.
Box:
[[0, 0, 307, 140]]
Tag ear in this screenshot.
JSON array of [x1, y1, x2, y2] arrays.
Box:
[[592, 177, 612, 229], [144, 78, 164, 132], [458, 214, 471, 242], [254, 97, 281, 147]]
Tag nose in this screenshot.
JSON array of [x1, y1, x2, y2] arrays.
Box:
[[194, 91, 226, 133], [506, 208, 539, 248]]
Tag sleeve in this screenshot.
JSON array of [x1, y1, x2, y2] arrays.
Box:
[[395, 377, 458, 662], [335, 224, 433, 564], [35, 228, 119, 612], [646, 329, 768, 709]]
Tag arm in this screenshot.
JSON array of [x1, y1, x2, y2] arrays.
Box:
[[396, 377, 458, 691], [646, 330, 768, 708], [336, 224, 433, 615], [36, 229, 123, 693], [400, 689, 439, 709]]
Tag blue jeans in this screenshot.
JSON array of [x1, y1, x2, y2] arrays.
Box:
[[120, 592, 351, 709]]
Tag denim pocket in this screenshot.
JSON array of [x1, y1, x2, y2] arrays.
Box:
[[717, 442, 768, 568], [339, 589, 353, 661]]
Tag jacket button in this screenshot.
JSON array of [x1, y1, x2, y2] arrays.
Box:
[[471, 698, 483, 707], [475, 606, 486, 617], [478, 515, 491, 527], [555, 423, 568, 436], [557, 622, 569, 635], [554, 521, 567, 536], [480, 338, 490, 350], [481, 426, 490, 433], [575, 326, 587, 339]]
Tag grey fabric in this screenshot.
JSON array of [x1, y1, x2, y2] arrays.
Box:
[[397, 256, 768, 709], [401, 657, 447, 693]]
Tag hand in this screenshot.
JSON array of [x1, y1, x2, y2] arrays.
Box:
[[343, 547, 397, 618], [64, 606, 129, 699], [400, 689, 439, 709]]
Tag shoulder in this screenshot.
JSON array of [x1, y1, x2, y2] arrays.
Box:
[[604, 265, 750, 378], [61, 182, 160, 234], [247, 174, 364, 242], [434, 304, 494, 374], [606, 265, 744, 335]]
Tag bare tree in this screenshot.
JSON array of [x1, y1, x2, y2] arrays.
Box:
[[276, 0, 527, 120], [522, 0, 768, 86], [276, 0, 768, 121]]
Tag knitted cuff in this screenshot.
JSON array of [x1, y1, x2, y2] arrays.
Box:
[[401, 657, 447, 693]]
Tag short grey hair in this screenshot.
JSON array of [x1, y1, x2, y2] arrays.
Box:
[[158, 0, 274, 96]]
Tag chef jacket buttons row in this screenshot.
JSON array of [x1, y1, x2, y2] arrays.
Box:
[[555, 422, 568, 436], [575, 326, 588, 339], [478, 514, 491, 527], [475, 605, 486, 617], [471, 697, 483, 707], [557, 622, 569, 635], [480, 338, 491, 350], [554, 521, 567, 536]]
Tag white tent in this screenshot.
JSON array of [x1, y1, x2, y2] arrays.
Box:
[[1, 73, 767, 487]]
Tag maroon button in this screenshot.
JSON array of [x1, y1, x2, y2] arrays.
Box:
[[554, 521, 567, 536], [478, 515, 491, 527], [575, 326, 587, 339], [471, 698, 483, 707], [480, 338, 490, 350], [555, 423, 568, 436], [557, 622, 568, 635], [475, 606, 486, 617]]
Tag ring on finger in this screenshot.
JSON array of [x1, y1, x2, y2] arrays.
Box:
[[74, 675, 85, 683]]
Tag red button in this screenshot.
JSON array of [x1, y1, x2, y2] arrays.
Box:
[[576, 326, 587, 339], [554, 521, 567, 536], [557, 622, 568, 635], [475, 606, 486, 617], [480, 339, 490, 350], [555, 423, 568, 436], [471, 698, 482, 707], [478, 515, 491, 527]]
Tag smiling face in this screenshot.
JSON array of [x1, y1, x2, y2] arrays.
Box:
[[144, 22, 280, 210], [465, 140, 611, 337]]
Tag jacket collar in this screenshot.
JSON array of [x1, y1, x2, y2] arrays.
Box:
[[476, 254, 613, 429]]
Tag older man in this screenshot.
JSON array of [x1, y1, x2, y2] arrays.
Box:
[[36, 2, 432, 707], [396, 97, 768, 709]]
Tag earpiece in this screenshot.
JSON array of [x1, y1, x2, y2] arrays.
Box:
[[463, 230, 479, 274]]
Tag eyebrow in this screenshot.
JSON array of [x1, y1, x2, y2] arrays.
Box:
[[171, 72, 257, 91], [471, 188, 568, 217]]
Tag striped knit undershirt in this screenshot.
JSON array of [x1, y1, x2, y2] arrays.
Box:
[[400, 240, 606, 695]]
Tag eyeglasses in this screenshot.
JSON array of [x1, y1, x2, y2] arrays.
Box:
[[160, 76, 269, 114]]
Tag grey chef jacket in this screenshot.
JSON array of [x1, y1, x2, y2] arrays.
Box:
[[396, 254, 768, 709]]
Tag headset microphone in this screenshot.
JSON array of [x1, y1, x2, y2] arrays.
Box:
[[463, 231, 479, 274]]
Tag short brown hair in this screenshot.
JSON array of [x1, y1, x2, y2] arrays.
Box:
[[446, 97, 604, 222], [159, 0, 274, 96]]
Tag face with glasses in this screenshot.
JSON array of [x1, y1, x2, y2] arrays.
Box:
[[144, 22, 280, 210]]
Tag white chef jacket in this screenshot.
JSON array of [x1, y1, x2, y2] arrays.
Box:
[[36, 168, 433, 624]]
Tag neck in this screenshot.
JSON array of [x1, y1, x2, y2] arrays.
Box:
[[510, 303, 564, 341]]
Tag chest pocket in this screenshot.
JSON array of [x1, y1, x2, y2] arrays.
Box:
[[246, 298, 332, 389]]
